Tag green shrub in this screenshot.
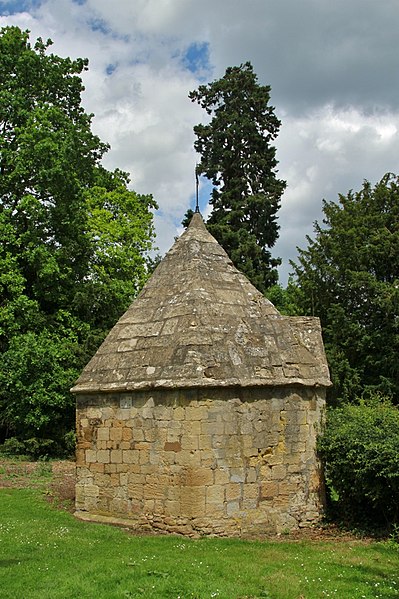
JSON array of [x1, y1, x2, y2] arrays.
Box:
[[63, 430, 77, 458], [317, 397, 399, 530], [0, 437, 27, 457]]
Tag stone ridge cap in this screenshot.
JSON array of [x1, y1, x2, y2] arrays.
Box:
[[71, 376, 332, 395], [177, 212, 218, 244]]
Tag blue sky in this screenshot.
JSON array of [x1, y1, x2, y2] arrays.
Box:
[[1, 0, 399, 284]]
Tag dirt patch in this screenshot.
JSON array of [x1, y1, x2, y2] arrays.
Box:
[[0, 458, 76, 512]]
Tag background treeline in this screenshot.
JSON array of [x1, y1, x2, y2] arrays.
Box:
[[0, 27, 157, 456], [190, 63, 399, 533], [1, 29, 398, 532], [266, 173, 399, 532]]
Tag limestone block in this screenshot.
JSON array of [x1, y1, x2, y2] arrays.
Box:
[[205, 500, 225, 517], [182, 468, 214, 487], [198, 434, 212, 450], [209, 451, 225, 467], [128, 482, 144, 500], [175, 449, 201, 467], [164, 441, 181, 452], [85, 449, 97, 463], [230, 468, 245, 483], [76, 449, 85, 466], [214, 469, 230, 485], [291, 442, 306, 453], [110, 449, 122, 463], [226, 500, 240, 516], [279, 481, 299, 495], [243, 446, 258, 458], [181, 436, 199, 451], [186, 406, 207, 421], [212, 435, 225, 449], [161, 450, 177, 466], [110, 473, 120, 487], [139, 450, 150, 465], [122, 427, 132, 441], [270, 464, 287, 480], [143, 476, 168, 500], [122, 449, 139, 464], [143, 428, 157, 443], [173, 406, 185, 420], [264, 454, 284, 467], [93, 473, 110, 487], [75, 484, 86, 504], [155, 405, 173, 420], [260, 481, 278, 500], [83, 484, 99, 497], [224, 422, 239, 435], [182, 420, 201, 436], [104, 463, 117, 473], [110, 428, 123, 443], [116, 464, 129, 473], [87, 408, 102, 419], [97, 449, 110, 464], [180, 487, 205, 516], [272, 494, 290, 508], [132, 428, 145, 442], [128, 471, 145, 484], [239, 421, 253, 435], [84, 496, 99, 511], [110, 498, 129, 514], [243, 483, 259, 501], [97, 427, 110, 441], [225, 482, 241, 502], [201, 421, 224, 436], [206, 484, 225, 504], [165, 500, 181, 517], [246, 467, 257, 483]]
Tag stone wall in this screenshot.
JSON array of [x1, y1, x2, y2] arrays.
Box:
[[75, 386, 325, 537]]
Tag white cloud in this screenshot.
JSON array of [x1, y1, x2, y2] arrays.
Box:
[[2, 0, 399, 286]]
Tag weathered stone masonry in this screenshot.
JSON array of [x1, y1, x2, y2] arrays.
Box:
[[72, 213, 330, 536], [76, 386, 325, 536]]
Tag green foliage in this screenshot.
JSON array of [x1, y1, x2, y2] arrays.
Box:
[[291, 173, 399, 402], [0, 27, 157, 455], [318, 398, 399, 529], [190, 62, 286, 292], [181, 208, 194, 229], [265, 281, 304, 315]]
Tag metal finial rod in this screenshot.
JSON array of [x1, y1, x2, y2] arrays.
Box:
[[195, 165, 200, 213]]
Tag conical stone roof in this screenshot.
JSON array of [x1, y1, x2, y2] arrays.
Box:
[[71, 213, 331, 394]]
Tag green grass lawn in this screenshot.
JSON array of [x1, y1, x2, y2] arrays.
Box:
[[0, 489, 398, 599]]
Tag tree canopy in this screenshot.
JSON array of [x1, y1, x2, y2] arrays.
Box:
[[0, 27, 157, 454], [189, 62, 285, 292], [291, 173, 399, 403]]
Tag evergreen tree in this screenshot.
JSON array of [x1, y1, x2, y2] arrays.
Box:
[[291, 173, 399, 403], [189, 62, 286, 291]]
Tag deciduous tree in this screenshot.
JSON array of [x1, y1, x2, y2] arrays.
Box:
[[0, 27, 157, 453]]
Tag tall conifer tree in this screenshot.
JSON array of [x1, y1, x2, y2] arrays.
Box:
[[189, 62, 285, 291]]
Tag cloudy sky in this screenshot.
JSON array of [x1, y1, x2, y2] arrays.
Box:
[[1, 0, 399, 284]]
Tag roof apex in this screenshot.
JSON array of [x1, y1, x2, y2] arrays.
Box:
[[71, 212, 331, 394]]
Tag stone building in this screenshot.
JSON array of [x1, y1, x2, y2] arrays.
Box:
[[71, 213, 331, 537]]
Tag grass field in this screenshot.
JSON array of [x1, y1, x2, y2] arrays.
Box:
[[0, 462, 398, 599]]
